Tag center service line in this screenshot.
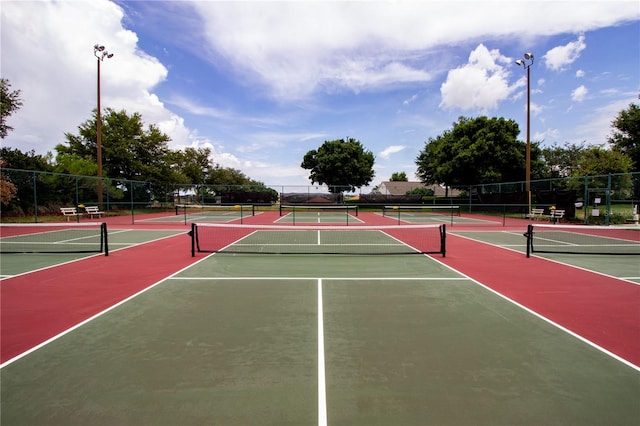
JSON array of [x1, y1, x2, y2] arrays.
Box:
[[318, 278, 328, 426]]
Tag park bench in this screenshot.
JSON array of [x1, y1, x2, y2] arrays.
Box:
[[60, 207, 82, 221], [526, 208, 545, 220], [84, 206, 104, 219], [549, 209, 565, 223]]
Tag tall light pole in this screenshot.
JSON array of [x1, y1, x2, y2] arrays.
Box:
[[94, 44, 114, 207], [515, 52, 534, 214]]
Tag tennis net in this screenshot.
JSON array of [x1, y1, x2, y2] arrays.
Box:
[[525, 224, 640, 257], [0, 222, 109, 255], [190, 223, 445, 256], [279, 204, 358, 224], [382, 205, 460, 223], [175, 203, 256, 216]]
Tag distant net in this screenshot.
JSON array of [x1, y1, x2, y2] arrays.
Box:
[[0, 222, 109, 255], [279, 204, 359, 224], [525, 224, 640, 256], [382, 205, 460, 223], [175, 204, 255, 217], [279, 204, 358, 215], [190, 223, 445, 256]]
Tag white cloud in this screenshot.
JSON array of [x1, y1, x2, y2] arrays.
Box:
[[544, 34, 587, 71], [190, 2, 637, 101], [440, 44, 514, 113], [573, 98, 633, 145], [576, 69, 586, 78], [0, 0, 192, 153], [571, 85, 589, 102], [379, 145, 406, 160], [403, 94, 419, 106]]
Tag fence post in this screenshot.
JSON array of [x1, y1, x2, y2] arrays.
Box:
[[33, 171, 38, 223], [606, 174, 611, 226]]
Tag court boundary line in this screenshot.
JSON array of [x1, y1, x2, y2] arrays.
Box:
[[167, 276, 468, 281]]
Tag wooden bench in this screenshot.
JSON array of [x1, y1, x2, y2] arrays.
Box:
[[60, 207, 82, 221], [526, 208, 545, 220], [84, 206, 104, 218]]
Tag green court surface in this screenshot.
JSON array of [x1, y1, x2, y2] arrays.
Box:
[[450, 230, 640, 283], [2, 239, 639, 425], [0, 229, 184, 277]]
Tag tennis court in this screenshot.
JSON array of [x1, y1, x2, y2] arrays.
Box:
[[1, 214, 639, 425]]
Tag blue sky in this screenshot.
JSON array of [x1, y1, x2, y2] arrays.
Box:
[[1, 1, 638, 189]]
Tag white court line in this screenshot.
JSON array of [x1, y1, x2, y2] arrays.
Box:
[[318, 279, 327, 426], [167, 276, 467, 281]]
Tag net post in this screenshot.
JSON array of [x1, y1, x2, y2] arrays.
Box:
[[525, 224, 533, 258], [190, 223, 196, 257], [101, 222, 109, 256], [440, 224, 446, 257], [279, 204, 283, 216]]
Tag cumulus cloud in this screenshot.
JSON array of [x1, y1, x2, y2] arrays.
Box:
[[571, 85, 589, 102], [190, 2, 637, 101], [544, 34, 587, 71], [440, 44, 514, 113], [0, 0, 193, 153], [379, 145, 406, 160]]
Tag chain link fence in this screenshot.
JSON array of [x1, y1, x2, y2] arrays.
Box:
[[1, 167, 638, 225]]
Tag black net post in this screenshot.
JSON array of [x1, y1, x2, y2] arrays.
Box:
[[190, 223, 196, 257], [101, 222, 109, 256], [525, 224, 533, 258], [440, 224, 446, 257]]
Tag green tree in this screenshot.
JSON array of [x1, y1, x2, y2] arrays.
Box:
[[57, 108, 175, 202], [301, 137, 375, 193], [0, 78, 23, 139], [608, 103, 640, 169], [57, 108, 171, 181], [0, 147, 56, 213], [54, 153, 98, 176], [541, 142, 586, 178], [576, 146, 633, 176], [207, 164, 255, 186], [416, 116, 543, 190], [390, 171, 408, 181]]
